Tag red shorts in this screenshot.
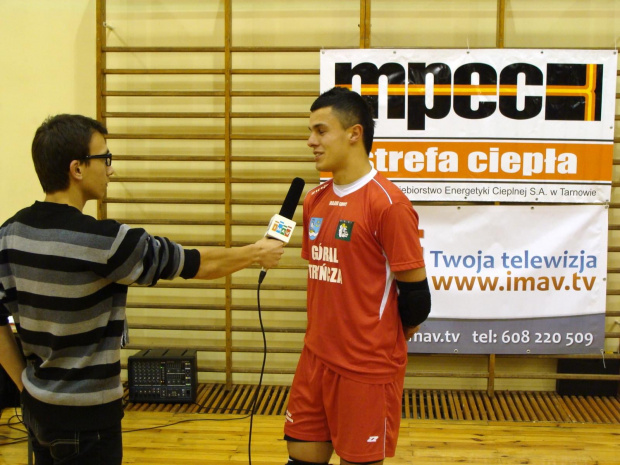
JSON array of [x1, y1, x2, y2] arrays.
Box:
[[284, 347, 405, 463]]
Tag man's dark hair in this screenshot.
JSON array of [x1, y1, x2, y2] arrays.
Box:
[[31, 114, 108, 193], [310, 86, 376, 154]]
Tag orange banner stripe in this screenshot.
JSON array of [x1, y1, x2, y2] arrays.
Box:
[[346, 141, 614, 182]]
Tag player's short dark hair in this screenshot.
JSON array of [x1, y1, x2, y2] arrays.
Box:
[[310, 86, 376, 154]]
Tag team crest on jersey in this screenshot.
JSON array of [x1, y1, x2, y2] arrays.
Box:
[[335, 220, 354, 241], [308, 217, 323, 240]]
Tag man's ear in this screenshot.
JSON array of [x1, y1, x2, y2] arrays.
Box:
[[69, 160, 83, 181], [348, 124, 363, 145]]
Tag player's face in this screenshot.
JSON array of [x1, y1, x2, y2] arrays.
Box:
[[307, 106, 354, 176]]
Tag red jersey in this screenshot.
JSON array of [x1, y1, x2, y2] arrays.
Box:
[[301, 169, 425, 383]]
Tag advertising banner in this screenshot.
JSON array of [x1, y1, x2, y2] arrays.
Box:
[[320, 49, 616, 203], [409, 205, 607, 354]]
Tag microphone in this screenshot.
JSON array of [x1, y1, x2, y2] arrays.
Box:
[[278, 177, 306, 220], [259, 177, 305, 283]]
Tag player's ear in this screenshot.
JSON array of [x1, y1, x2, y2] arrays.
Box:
[[348, 124, 363, 144]]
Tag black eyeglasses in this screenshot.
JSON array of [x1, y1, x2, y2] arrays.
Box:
[[80, 151, 112, 166]]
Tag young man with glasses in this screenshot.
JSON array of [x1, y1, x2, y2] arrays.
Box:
[[0, 114, 285, 464]]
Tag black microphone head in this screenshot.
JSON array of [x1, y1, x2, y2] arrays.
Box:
[[279, 177, 305, 219]]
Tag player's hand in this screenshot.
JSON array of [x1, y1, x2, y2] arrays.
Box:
[[404, 325, 421, 341]]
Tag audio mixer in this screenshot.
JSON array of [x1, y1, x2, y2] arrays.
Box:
[[128, 348, 197, 403]]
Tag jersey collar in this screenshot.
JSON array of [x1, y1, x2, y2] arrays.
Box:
[[333, 167, 377, 198]]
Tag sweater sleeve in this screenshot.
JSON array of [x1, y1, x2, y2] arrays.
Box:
[[0, 282, 10, 326], [96, 224, 198, 286], [180, 249, 200, 279]]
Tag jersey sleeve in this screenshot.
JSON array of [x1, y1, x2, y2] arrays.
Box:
[[377, 200, 425, 272]]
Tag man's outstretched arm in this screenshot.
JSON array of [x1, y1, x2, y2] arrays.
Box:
[[193, 237, 285, 280]]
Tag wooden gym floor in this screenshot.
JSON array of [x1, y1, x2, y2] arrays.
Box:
[[1, 385, 619, 465], [124, 383, 620, 424]]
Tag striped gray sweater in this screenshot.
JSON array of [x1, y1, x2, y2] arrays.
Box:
[[0, 201, 199, 429]]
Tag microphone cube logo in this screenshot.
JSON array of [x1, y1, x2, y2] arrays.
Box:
[[267, 214, 296, 243], [272, 219, 293, 238]]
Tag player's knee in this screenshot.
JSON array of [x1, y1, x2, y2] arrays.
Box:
[[286, 457, 329, 465]]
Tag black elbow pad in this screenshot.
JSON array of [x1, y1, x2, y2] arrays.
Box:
[[396, 278, 431, 327]]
